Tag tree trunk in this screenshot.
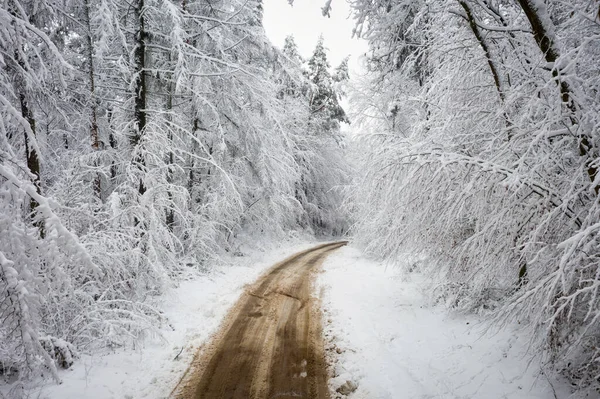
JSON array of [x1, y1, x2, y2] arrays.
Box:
[[8, 6, 44, 236], [165, 60, 174, 232], [107, 108, 118, 180], [84, 0, 101, 199], [19, 92, 44, 237], [132, 0, 147, 197], [457, 1, 512, 138], [516, 0, 598, 193]]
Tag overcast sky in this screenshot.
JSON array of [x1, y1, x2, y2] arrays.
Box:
[[262, 0, 368, 72]]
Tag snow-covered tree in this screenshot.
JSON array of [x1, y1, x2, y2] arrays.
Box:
[[283, 35, 303, 66], [0, 0, 102, 379], [307, 35, 349, 132], [277, 35, 351, 234], [349, 0, 600, 394], [0, 0, 351, 384]]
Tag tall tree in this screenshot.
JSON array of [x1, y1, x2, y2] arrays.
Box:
[[306, 35, 348, 132]]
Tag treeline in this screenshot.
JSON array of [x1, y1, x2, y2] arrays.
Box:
[[0, 0, 348, 383], [348, 0, 600, 395]]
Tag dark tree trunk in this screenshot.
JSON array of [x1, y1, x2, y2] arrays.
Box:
[[9, 6, 44, 236], [84, 0, 101, 199], [19, 92, 44, 237], [166, 63, 175, 232], [107, 108, 118, 180], [458, 1, 512, 138], [132, 0, 147, 197], [187, 117, 200, 210], [516, 0, 597, 193]]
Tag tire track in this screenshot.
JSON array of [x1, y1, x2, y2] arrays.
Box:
[[174, 241, 347, 399]]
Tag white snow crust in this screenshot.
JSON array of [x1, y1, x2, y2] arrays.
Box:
[[3, 243, 575, 399], [318, 246, 571, 399]]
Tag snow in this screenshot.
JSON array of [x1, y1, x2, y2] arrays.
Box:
[[7, 239, 317, 399], [3, 242, 574, 399], [318, 246, 571, 399]]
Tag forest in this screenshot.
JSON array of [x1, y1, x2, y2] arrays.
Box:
[[1, 0, 599, 397], [0, 0, 348, 384]]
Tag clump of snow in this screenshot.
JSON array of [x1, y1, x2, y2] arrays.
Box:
[[318, 246, 571, 399], [4, 238, 317, 399], [39, 336, 78, 370]]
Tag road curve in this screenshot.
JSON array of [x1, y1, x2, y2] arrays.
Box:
[[174, 241, 347, 399]]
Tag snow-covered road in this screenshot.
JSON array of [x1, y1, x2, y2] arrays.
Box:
[[15, 240, 319, 399], [178, 242, 345, 399], [11, 242, 571, 399], [318, 246, 569, 399]]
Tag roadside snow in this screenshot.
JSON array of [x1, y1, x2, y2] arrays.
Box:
[[318, 246, 570, 399], [11, 238, 317, 399]]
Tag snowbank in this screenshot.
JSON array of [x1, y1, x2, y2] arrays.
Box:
[[6, 238, 317, 399], [318, 246, 570, 399]]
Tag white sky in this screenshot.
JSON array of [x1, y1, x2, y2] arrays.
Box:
[[262, 0, 368, 72]]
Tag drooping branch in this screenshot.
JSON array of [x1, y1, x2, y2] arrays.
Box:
[[516, 0, 598, 193], [457, 0, 512, 138], [457, 1, 504, 101]]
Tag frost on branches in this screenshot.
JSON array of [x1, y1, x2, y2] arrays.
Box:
[[0, 0, 350, 384], [279, 34, 351, 234], [349, 0, 600, 395]]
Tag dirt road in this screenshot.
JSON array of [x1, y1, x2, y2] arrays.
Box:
[[174, 242, 347, 399]]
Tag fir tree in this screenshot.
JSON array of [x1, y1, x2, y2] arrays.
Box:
[[283, 35, 303, 65], [307, 35, 348, 132]]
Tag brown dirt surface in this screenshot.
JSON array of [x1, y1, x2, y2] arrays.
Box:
[[173, 241, 348, 399]]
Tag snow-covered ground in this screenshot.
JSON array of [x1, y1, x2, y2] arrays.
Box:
[[4, 238, 317, 399], [318, 246, 571, 399], [3, 242, 574, 399]]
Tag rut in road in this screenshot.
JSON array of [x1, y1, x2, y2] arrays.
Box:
[[174, 242, 347, 399]]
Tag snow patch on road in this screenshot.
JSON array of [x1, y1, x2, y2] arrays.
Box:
[[12, 238, 317, 399], [318, 246, 570, 399]]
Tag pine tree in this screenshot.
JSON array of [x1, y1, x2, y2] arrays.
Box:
[[307, 36, 348, 132], [283, 35, 303, 65], [277, 35, 351, 235]]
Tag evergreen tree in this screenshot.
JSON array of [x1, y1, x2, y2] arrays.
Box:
[[307, 36, 348, 132], [276, 35, 351, 235], [333, 56, 349, 83], [283, 35, 303, 65]]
